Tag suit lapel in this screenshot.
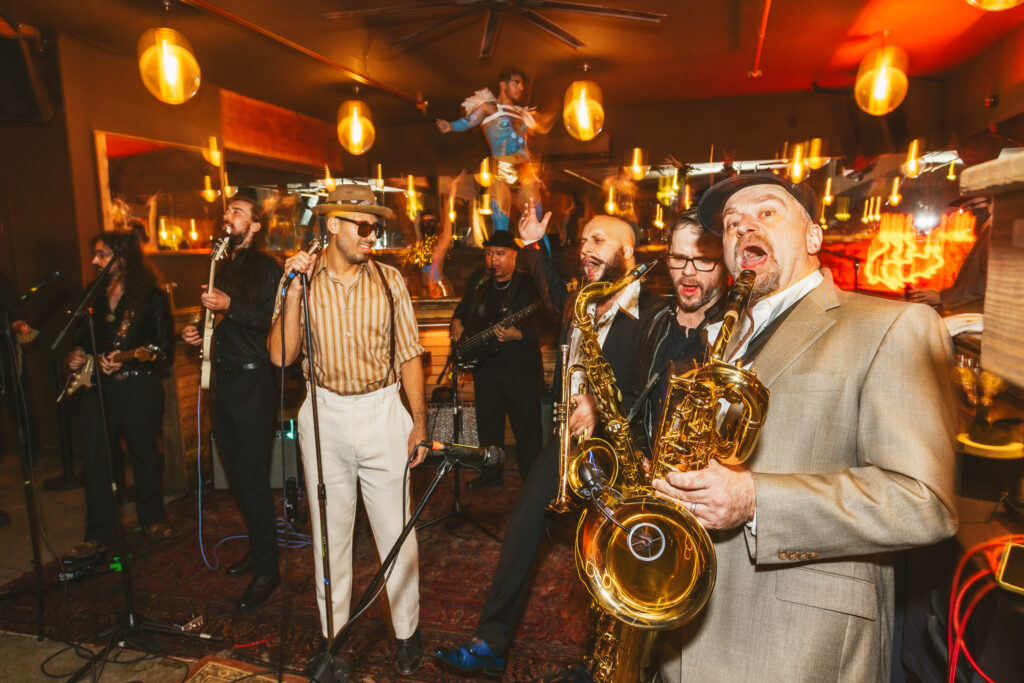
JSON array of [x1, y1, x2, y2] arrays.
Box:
[[746, 272, 841, 388]]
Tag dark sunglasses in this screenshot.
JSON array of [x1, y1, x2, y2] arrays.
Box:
[[334, 216, 383, 238]]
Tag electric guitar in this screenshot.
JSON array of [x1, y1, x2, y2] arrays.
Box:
[[57, 345, 161, 402], [453, 299, 544, 370], [200, 237, 230, 389]]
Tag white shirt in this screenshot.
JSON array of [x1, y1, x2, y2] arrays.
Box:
[[704, 268, 823, 535], [567, 278, 640, 395], [706, 269, 824, 364]]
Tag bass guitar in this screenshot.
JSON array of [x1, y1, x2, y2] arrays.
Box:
[[453, 299, 543, 370], [57, 345, 161, 402], [200, 237, 230, 389]]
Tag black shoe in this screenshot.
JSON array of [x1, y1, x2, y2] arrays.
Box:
[[235, 574, 280, 609], [466, 465, 504, 491], [225, 551, 253, 577], [396, 628, 423, 675]]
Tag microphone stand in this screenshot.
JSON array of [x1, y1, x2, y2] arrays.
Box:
[[50, 261, 219, 682], [417, 354, 500, 543], [1, 296, 46, 640], [298, 270, 335, 649], [311, 444, 496, 683]]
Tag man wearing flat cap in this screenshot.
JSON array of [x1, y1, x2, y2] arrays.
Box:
[[654, 175, 957, 681], [450, 230, 544, 489], [269, 185, 427, 676]]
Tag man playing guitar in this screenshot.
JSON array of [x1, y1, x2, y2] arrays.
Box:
[[182, 193, 284, 609]]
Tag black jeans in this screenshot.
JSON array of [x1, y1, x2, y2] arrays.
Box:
[[214, 364, 279, 577], [473, 363, 542, 478], [80, 373, 166, 544], [475, 435, 559, 655]]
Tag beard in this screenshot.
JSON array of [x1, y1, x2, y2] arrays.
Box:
[[580, 248, 627, 285], [676, 279, 722, 313]]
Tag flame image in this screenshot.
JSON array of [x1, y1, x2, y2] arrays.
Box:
[[862, 212, 976, 292]]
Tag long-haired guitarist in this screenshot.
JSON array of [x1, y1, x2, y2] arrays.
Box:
[[181, 193, 284, 609], [449, 230, 546, 488], [64, 230, 175, 561]]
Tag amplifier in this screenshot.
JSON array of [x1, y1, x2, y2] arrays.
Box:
[[426, 403, 479, 446], [211, 420, 299, 490]]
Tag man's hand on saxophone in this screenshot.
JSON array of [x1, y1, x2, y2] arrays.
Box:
[[569, 393, 598, 438], [652, 459, 756, 531]]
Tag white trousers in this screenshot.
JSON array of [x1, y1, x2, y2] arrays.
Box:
[[297, 382, 420, 640]]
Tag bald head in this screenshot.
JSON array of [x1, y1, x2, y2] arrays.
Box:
[[579, 214, 636, 283]]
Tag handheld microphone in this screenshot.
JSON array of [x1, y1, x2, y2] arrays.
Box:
[[19, 270, 62, 301], [428, 441, 505, 467], [285, 236, 327, 281]]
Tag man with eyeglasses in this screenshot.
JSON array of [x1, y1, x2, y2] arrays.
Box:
[[268, 185, 428, 677], [632, 209, 729, 456]]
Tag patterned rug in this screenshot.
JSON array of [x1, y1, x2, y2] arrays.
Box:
[[0, 464, 590, 681]]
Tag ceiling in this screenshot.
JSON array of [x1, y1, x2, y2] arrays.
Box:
[[2, 0, 1023, 127]]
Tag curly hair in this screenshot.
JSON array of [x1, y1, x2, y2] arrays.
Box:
[[92, 230, 159, 306]]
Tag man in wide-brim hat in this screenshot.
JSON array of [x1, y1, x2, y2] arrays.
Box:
[[270, 183, 427, 677]]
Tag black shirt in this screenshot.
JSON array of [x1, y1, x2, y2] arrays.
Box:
[[73, 283, 175, 370], [453, 267, 542, 374], [210, 248, 283, 365]]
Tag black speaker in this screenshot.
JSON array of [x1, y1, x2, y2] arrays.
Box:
[[0, 22, 54, 123]]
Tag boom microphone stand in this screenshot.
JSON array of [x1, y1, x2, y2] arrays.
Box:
[[311, 443, 504, 683], [417, 356, 500, 542], [50, 254, 219, 682]]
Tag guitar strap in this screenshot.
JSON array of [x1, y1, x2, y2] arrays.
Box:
[[370, 259, 397, 385]]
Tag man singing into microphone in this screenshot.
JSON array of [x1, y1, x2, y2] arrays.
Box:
[[268, 185, 428, 677], [182, 193, 283, 609]]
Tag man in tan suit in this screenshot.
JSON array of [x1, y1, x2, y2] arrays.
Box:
[[653, 175, 958, 682]]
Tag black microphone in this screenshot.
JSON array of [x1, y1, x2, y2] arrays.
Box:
[[19, 270, 62, 301], [428, 440, 505, 467], [285, 237, 327, 282]]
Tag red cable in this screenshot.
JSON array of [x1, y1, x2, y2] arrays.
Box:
[[950, 583, 998, 683], [233, 637, 271, 649], [948, 570, 992, 683]]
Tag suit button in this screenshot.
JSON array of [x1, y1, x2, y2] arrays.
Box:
[[809, 552, 819, 559], [798, 552, 809, 561], [778, 550, 788, 560], [788, 551, 800, 560]]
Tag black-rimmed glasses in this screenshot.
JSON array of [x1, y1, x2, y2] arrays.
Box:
[[666, 254, 718, 271], [334, 216, 383, 238]]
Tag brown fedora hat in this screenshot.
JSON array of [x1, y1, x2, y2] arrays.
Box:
[[313, 184, 395, 220]]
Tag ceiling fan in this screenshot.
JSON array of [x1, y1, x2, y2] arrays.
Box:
[[321, 1, 666, 58]]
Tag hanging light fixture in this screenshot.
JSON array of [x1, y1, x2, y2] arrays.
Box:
[[406, 174, 419, 221], [476, 158, 492, 188], [201, 175, 218, 203], [835, 196, 851, 222], [201, 136, 221, 167], [902, 139, 922, 178], [854, 37, 909, 116], [448, 192, 457, 223], [653, 204, 665, 229], [966, 0, 1024, 9], [563, 75, 604, 142], [137, 27, 201, 105], [605, 186, 617, 215], [337, 100, 375, 155], [223, 172, 237, 198], [624, 148, 649, 182], [888, 177, 902, 206], [682, 183, 692, 210], [822, 177, 834, 206], [321, 164, 336, 192], [806, 138, 827, 170], [478, 190, 493, 215], [189, 218, 198, 242]]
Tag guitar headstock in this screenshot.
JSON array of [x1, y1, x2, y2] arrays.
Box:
[[211, 237, 230, 262], [134, 344, 161, 363]]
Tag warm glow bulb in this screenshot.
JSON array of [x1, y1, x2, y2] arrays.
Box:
[[563, 80, 604, 141], [946, 161, 958, 181], [137, 28, 201, 105], [966, 0, 1024, 9], [337, 100, 375, 155], [201, 175, 218, 203], [888, 177, 902, 206], [477, 157, 492, 188], [789, 143, 807, 183], [160, 217, 168, 240], [605, 186, 617, 215], [822, 177, 834, 206], [683, 183, 692, 210], [189, 218, 198, 241], [902, 139, 922, 178], [626, 148, 649, 182], [478, 190, 493, 215], [854, 45, 909, 116], [654, 204, 664, 229], [806, 138, 826, 170], [862, 198, 871, 224], [223, 172, 237, 198]]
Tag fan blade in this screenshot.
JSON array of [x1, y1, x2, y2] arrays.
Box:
[[480, 8, 502, 58], [511, 8, 585, 49], [388, 7, 479, 47], [522, 1, 665, 23], [322, 1, 465, 21]]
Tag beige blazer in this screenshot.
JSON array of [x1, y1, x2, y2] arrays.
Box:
[[659, 270, 958, 683]]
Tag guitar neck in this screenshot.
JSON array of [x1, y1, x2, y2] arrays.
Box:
[[462, 300, 543, 349], [109, 348, 140, 363]]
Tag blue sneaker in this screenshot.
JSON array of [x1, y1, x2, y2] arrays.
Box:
[[431, 637, 506, 678]]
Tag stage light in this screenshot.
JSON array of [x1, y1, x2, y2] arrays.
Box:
[[137, 27, 201, 105], [625, 148, 649, 181], [201, 175, 218, 203], [337, 100, 375, 155], [563, 80, 604, 142], [966, 0, 1024, 9], [854, 44, 909, 116]]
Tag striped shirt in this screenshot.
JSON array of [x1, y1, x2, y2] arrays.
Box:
[[273, 256, 424, 396]]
